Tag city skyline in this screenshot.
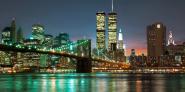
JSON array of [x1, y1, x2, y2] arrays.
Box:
[[0, 0, 185, 55]]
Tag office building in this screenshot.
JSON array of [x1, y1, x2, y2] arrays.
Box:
[[108, 0, 117, 51], [167, 31, 175, 46], [117, 29, 124, 50], [23, 39, 40, 67], [147, 23, 166, 57], [43, 34, 53, 47], [117, 29, 126, 62], [32, 24, 45, 44], [96, 12, 106, 50], [53, 33, 70, 47], [1, 27, 12, 45]]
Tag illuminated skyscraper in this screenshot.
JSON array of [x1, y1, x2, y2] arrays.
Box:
[[117, 29, 124, 50], [116, 28, 126, 62], [32, 24, 45, 44], [96, 12, 106, 49], [1, 27, 11, 45], [167, 31, 175, 45], [43, 34, 53, 47], [147, 23, 166, 57], [53, 33, 70, 47], [10, 18, 17, 43], [108, 0, 117, 51]]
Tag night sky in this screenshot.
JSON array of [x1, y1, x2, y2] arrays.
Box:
[[0, 0, 185, 55]]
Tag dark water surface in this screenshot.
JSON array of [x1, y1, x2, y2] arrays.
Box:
[[0, 73, 185, 92]]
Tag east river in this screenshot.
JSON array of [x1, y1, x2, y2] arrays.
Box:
[[0, 73, 185, 92]]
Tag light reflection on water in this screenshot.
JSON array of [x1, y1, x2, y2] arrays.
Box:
[[0, 73, 185, 92]]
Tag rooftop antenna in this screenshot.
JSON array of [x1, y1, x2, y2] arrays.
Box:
[[112, 0, 114, 12]]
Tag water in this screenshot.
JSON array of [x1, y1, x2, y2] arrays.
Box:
[[0, 73, 185, 92]]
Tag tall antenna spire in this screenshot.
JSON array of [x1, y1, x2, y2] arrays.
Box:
[[112, 0, 114, 12]]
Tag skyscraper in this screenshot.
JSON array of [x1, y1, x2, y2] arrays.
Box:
[[10, 18, 17, 43], [32, 24, 45, 44], [117, 29, 124, 50], [147, 23, 166, 57], [96, 12, 106, 50], [17, 27, 24, 43], [1, 27, 11, 45], [167, 31, 175, 45], [53, 32, 70, 47], [116, 28, 126, 62], [108, 0, 117, 51], [43, 34, 53, 47]]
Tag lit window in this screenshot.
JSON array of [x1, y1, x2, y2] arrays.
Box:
[[157, 24, 161, 29]]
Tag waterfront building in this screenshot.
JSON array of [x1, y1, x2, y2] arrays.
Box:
[[96, 12, 106, 50], [1, 27, 17, 66], [136, 54, 147, 67], [147, 23, 166, 64], [0, 51, 11, 65], [23, 39, 40, 67], [166, 42, 185, 66], [167, 44, 184, 56]]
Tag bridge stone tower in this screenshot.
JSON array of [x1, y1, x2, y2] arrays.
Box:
[[76, 39, 92, 73]]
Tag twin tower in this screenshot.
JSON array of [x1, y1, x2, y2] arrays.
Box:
[[96, 0, 124, 52]]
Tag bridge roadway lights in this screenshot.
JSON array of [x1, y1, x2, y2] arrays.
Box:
[[76, 58, 92, 73]]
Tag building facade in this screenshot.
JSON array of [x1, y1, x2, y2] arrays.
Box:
[[1, 27, 12, 45], [32, 24, 45, 44], [23, 39, 40, 67], [96, 12, 106, 50], [43, 34, 53, 48], [108, 12, 117, 51], [117, 29, 124, 50], [147, 23, 166, 57], [116, 29, 126, 62], [53, 33, 70, 48]]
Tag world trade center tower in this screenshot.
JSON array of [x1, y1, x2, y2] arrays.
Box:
[[96, 12, 106, 50], [108, 0, 117, 51]]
